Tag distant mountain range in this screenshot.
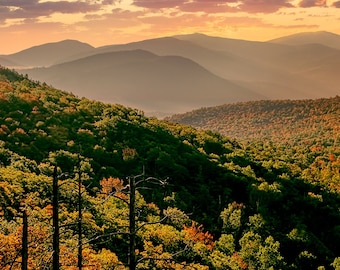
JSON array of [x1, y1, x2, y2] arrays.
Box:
[[1, 40, 94, 67], [1, 31, 339, 116]]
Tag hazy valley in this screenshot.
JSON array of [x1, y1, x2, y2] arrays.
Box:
[[1, 31, 340, 116]]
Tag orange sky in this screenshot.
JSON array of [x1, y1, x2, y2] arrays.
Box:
[[1, 0, 340, 54]]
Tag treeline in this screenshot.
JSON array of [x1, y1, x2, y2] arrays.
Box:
[[0, 67, 340, 269], [167, 98, 339, 144]]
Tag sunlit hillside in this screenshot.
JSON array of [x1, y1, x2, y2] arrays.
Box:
[[0, 67, 339, 269]]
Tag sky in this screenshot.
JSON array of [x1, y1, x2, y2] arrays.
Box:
[[1, 0, 340, 54]]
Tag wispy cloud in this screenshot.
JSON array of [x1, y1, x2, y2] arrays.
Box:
[[132, 0, 295, 13], [0, 0, 100, 20], [133, 0, 186, 9], [299, 0, 327, 8], [179, 1, 238, 13], [333, 1, 340, 7], [237, 0, 294, 13]]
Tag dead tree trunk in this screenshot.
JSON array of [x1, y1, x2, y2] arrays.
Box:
[[22, 210, 28, 270], [77, 168, 82, 270], [52, 166, 60, 270], [128, 176, 136, 270]]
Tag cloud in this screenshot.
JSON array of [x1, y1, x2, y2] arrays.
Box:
[[333, 1, 340, 7], [101, 0, 121, 4], [219, 16, 266, 26], [132, 0, 296, 14], [274, 23, 319, 28], [238, 0, 294, 13], [133, 0, 186, 9], [79, 8, 147, 39], [82, 8, 144, 27], [0, 0, 101, 20], [180, 0, 238, 13], [0, 0, 32, 5], [298, 0, 327, 7], [138, 12, 209, 30]]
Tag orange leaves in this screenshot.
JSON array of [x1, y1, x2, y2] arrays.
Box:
[[183, 222, 214, 251], [100, 177, 128, 201], [0, 229, 21, 270], [59, 245, 121, 270], [18, 92, 38, 103], [0, 81, 13, 92], [0, 220, 50, 270], [100, 177, 124, 194], [231, 252, 248, 270], [14, 127, 26, 135], [329, 153, 337, 162], [45, 204, 53, 216]]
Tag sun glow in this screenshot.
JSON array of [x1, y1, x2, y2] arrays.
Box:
[[0, 0, 340, 54]]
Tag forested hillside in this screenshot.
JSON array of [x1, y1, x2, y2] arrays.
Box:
[[168, 98, 339, 144], [0, 67, 340, 269]]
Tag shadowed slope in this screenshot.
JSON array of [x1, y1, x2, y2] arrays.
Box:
[[22, 49, 262, 115]]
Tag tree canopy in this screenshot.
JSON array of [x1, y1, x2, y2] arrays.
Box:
[[0, 66, 340, 269]]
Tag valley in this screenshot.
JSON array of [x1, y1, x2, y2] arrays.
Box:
[[1, 31, 339, 116]]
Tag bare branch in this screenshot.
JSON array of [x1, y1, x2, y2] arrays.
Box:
[[82, 231, 130, 246], [136, 245, 189, 264], [135, 176, 168, 186], [136, 215, 168, 232]]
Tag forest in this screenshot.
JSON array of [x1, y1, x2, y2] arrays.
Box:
[[167, 97, 339, 145], [0, 66, 339, 269]]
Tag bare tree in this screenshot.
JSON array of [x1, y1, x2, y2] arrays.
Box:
[[77, 161, 83, 270], [100, 170, 169, 270], [52, 166, 60, 270], [21, 210, 28, 270]]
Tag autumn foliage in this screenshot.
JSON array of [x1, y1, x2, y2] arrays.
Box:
[[0, 67, 339, 269]]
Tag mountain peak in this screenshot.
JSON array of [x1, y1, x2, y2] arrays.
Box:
[[269, 31, 340, 50], [5, 39, 94, 67]]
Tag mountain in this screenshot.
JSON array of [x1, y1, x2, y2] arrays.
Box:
[[99, 35, 291, 87], [1, 39, 94, 67], [268, 43, 340, 96], [36, 36, 269, 83], [1, 67, 340, 269], [21, 49, 263, 115], [166, 97, 340, 144], [0, 57, 20, 67], [2, 31, 339, 115], [174, 33, 340, 98], [269, 31, 340, 50]]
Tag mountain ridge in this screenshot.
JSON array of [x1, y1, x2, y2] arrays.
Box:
[[1, 31, 339, 116], [3, 30, 339, 67], [21, 49, 263, 114], [1, 39, 94, 67], [269, 31, 340, 50]]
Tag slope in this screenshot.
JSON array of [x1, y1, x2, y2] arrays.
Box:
[[0, 58, 21, 68], [61, 35, 317, 96], [48, 33, 340, 102], [2, 39, 95, 67], [167, 97, 340, 144], [175, 33, 340, 99], [6, 31, 340, 115], [1, 67, 340, 269], [269, 31, 340, 50], [21, 49, 262, 115]]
